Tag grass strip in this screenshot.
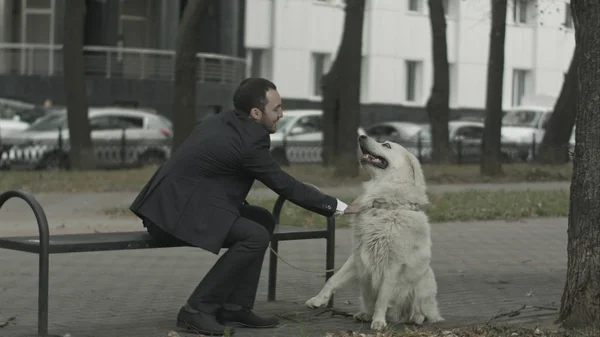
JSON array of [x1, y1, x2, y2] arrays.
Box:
[[103, 189, 570, 227]]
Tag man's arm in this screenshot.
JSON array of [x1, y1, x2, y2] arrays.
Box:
[[242, 134, 343, 217]]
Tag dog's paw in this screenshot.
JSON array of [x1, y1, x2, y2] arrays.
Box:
[[427, 315, 445, 323], [305, 295, 329, 309], [353, 311, 372, 322], [370, 318, 387, 331], [412, 314, 425, 326]]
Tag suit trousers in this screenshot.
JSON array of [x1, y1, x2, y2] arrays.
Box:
[[145, 204, 276, 314]]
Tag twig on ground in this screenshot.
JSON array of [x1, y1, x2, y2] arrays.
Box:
[[488, 304, 559, 323], [488, 304, 527, 322], [331, 309, 354, 319], [314, 308, 354, 319], [275, 312, 303, 323], [0, 316, 16, 328], [532, 305, 558, 311], [314, 308, 332, 317]]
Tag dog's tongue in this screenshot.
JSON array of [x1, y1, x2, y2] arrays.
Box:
[[362, 153, 381, 163]]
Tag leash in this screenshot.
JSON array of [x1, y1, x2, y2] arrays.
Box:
[[268, 246, 339, 273]]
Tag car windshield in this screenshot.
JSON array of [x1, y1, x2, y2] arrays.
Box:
[[0, 104, 30, 120], [157, 114, 173, 129], [502, 110, 542, 128], [26, 112, 68, 131], [274, 116, 294, 133], [408, 125, 432, 142]]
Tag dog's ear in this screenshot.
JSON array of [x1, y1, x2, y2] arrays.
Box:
[[405, 151, 426, 187]]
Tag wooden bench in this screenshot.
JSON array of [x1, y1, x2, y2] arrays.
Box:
[[0, 189, 335, 337]]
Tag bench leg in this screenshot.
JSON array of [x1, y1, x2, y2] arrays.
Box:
[[38, 249, 57, 336], [326, 231, 335, 308], [267, 239, 279, 302]]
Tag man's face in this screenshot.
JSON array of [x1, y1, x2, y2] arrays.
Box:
[[250, 89, 283, 134]]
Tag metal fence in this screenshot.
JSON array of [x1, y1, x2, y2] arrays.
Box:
[[0, 43, 247, 84], [272, 134, 573, 165], [0, 127, 171, 170], [1, 127, 575, 170]]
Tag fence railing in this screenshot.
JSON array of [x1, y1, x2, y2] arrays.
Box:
[[0, 128, 576, 170], [0, 43, 247, 84], [0, 127, 171, 170], [274, 133, 575, 165]]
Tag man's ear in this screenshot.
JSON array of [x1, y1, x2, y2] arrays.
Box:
[[249, 108, 262, 121]]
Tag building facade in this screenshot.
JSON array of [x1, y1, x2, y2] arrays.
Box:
[[0, 0, 576, 125], [244, 0, 575, 124], [0, 0, 247, 121]]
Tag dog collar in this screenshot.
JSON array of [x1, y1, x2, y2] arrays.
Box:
[[372, 200, 420, 212]]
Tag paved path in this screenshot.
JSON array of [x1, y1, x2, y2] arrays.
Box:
[[0, 217, 568, 337], [249, 181, 571, 199], [0, 181, 570, 230]]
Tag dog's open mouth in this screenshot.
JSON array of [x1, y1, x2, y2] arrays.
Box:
[[360, 146, 388, 169]]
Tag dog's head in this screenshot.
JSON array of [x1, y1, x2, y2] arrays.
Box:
[[357, 135, 426, 187]]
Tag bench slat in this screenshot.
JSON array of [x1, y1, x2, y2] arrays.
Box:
[[0, 225, 328, 254]]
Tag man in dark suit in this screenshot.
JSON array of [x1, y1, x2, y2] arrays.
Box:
[[129, 78, 348, 336]]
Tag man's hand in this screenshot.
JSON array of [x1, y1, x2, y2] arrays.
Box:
[[342, 196, 363, 215], [334, 199, 348, 215], [335, 198, 362, 215]]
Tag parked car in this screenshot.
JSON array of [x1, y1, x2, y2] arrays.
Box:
[[0, 97, 46, 124], [366, 120, 524, 163], [501, 106, 576, 161], [0, 117, 29, 137], [269, 109, 366, 165], [0, 107, 173, 170]]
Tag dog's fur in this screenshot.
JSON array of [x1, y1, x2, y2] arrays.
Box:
[[305, 135, 443, 331]]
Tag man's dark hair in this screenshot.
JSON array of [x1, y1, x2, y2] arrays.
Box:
[[232, 77, 277, 115]]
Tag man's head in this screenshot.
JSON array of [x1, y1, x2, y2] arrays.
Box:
[[233, 77, 283, 133]]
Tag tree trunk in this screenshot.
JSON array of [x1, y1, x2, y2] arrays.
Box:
[[558, 0, 600, 329], [536, 46, 579, 164], [321, 0, 365, 177], [480, 0, 507, 176], [172, 0, 208, 152], [426, 0, 451, 164], [63, 0, 96, 170]]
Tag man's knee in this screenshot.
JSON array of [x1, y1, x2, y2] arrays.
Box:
[[240, 205, 276, 235], [249, 225, 271, 250]]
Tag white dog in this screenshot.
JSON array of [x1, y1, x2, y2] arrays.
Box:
[[305, 135, 444, 331]]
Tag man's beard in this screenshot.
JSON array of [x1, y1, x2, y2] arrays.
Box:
[[261, 115, 276, 133]]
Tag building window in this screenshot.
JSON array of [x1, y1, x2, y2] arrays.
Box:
[[311, 53, 331, 97], [512, 69, 529, 106], [118, 0, 151, 48], [442, 0, 457, 17], [360, 56, 369, 101], [408, 0, 422, 12], [513, 0, 528, 24], [19, 0, 57, 75], [405, 60, 422, 103], [448, 62, 457, 106], [247, 48, 272, 79], [564, 3, 573, 28], [248, 49, 264, 78]]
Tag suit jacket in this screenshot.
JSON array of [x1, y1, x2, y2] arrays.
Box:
[[129, 109, 338, 254]]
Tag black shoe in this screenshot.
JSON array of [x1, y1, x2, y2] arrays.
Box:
[[176, 306, 236, 336], [216, 307, 279, 328]]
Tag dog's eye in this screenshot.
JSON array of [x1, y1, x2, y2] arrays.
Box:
[[382, 143, 391, 149]]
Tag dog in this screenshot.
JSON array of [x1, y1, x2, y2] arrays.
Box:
[[305, 135, 443, 331]]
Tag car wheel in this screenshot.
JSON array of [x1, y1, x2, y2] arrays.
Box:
[[271, 148, 289, 166], [500, 152, 512, 163], [40, 151, 69, 171], [138, 150, 166, 167]]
